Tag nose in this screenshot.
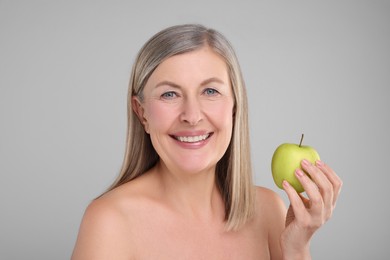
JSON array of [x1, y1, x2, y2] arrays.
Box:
[[179, 97, 203, 126]]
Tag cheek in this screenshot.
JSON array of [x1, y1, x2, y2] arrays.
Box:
[[145, 99, 234, 132], [145, 102, 177, 130], [210, 102, 234, 151], [208, 101, 234, 127]]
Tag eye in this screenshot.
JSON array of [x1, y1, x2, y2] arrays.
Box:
[[203, 88, 219, 96], [161, 91, 177, 99]]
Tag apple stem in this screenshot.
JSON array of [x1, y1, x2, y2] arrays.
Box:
[[299, 134, 304, 147]]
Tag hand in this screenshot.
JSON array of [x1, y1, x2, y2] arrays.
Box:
[[280, 160, 342, 259]]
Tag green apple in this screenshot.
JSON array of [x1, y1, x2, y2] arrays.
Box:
[[271, 134, 320, 193]]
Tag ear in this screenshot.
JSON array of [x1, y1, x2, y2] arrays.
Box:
[[132, 96, 149, 133]]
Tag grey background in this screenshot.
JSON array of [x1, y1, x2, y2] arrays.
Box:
[[1, 1, 389, 259]]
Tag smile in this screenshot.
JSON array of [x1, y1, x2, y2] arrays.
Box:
[[173, 134, 211, 143]]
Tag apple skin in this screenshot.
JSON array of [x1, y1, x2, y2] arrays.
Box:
[[271, 143, 320, 193]]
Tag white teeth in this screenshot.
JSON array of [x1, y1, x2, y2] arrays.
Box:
[[176, 134, 209, 143]]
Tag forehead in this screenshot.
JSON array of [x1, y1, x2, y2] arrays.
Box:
[[146, 47, 230, 87]]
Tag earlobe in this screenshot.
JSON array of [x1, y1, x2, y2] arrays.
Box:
[[132, 96, 149, 133]]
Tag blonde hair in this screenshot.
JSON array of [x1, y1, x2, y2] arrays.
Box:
[[105, 24, 254, 231]]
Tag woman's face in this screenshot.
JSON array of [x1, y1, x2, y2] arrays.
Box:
[[134, 46, 234, 174]]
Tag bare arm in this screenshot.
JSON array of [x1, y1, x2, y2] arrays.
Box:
[[265, 189, 287, 260]]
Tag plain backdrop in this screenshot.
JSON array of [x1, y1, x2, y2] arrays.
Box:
[[1, 1, 389, 259]]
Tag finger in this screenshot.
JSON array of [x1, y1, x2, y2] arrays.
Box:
[[301, 159, 333, 215], [299, 193, 311, 209], [285, 204, 295, 227], [315, 161, 343, 206], [295, 169, 324, 215], [282, 180, 308, 222]]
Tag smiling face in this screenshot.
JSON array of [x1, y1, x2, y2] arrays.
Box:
[[133, 46, 234, 175]]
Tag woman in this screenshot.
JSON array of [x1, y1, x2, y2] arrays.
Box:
[[72, 24, 342, 259]]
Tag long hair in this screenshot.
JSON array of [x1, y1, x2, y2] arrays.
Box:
[[105, 24, 255, 231]]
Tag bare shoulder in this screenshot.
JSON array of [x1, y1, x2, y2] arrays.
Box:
[[253, 186, 287, 229], [72, 173, 158, 259], [253, 186, 287, 259], [71, 197, 132, 259], [254, 186, 286, 209]]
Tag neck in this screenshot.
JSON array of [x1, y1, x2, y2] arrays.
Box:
[[154, 161, 225, 222]]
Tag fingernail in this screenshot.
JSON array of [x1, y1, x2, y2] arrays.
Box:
[[302, 159, 310, 166], [316, 160, 323, 167], [295, 169, 304, 177], [283, 180, 290, 188]]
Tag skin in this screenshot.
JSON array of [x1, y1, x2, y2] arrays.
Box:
[[71, 47, 342, 260]]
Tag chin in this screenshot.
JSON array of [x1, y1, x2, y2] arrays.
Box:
[[170, 159, 217, 175]]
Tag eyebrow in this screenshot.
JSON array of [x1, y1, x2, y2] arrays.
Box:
[[154, 77, 226, 89]]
